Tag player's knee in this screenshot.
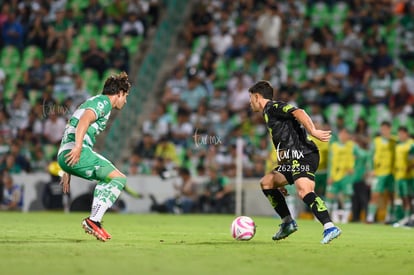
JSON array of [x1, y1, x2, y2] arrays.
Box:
[[260, 174, 275, 189]]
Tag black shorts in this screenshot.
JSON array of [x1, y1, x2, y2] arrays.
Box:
[[272, 151, 319, 185]]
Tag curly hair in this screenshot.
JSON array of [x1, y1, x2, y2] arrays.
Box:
[[102, 71, 131, 95]]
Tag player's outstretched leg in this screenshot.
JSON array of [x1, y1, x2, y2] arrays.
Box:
[[272, 220, 298, 240]]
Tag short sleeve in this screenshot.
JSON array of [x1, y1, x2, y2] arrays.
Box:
[[83, 96, 111, 120], [271, 101, 298, 118]]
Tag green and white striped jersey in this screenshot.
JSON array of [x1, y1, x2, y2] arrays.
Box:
[[58, 95, 112, 155]]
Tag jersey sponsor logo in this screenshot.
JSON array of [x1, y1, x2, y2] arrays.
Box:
[[283, 104, 294, 113], [276, 142, 305, 162]]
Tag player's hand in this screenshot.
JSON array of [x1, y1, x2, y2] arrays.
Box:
[[65, 146, 82, 166], [60, 172, 71, 194], [311, 129, 331, 142]]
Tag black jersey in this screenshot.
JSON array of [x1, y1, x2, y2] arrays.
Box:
[[263, 100, 318, 161]]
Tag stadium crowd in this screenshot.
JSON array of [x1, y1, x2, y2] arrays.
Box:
[[1, 0, 414, 222], [129, 0, 414, 221]]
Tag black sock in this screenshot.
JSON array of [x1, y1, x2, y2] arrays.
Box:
[[303, 192, 332, 225], [262, 189, 291, 219]]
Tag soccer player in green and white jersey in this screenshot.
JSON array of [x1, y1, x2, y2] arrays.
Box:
[[57, 72, 131, 241]]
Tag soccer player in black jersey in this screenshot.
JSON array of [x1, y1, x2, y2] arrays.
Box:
[[248, 80, 341, 244]]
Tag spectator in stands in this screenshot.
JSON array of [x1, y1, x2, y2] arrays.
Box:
[[69, 75, 90, 110], [6, 89, 31, 133], [23, 57, 52, 91], [320, 53, 349, 106], [339, 20, 363, 65], [83, 0, 104, 27], [367, 67, 392, 105], [210, 24, 233, 56], [257, 51, 287, 90], [0, 109, 12, 140], [133, 133, 156, 163], [199, 167, 233, 213], [43, 111, 66, 145], [0, 3, 10, 29], [224, 32, 249, 59], [123, 153, 151, 175], [162, 66, 188, 105], [0, 172, 22, 211], [371, 43, 393, 73], [108, 36, 130, 73], [142, 109, 169, 142], [184, 2, 213, 46], [256, 3, 282, 52], [8, 142, 31, 173], [165, 167, 197, 214], [81, 38, 107, 78], [389, 81, 414, 118], [46, 8, 75, 50], [26, 13, 47, 50], [210, 109, 234, 143], [227, 71, 253, 113], [391, 67, 414, 96], [345, 55, 371, 105], [1, 11, 24, 50], [179, 69, 207, 112], [121, 12, 145, 37], [190, 103, 210, 135], [278, 75, 299, 106], [30, 145, 48, 173], [105, 0, 128, 24], [52, 54, 76, 101], [171, 107, 193, 147]]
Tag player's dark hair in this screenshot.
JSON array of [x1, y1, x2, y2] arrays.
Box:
[[178, 167, 190, 177], [380, 121, 391, 127], [102, 71, 131, 95], [398, 126, 408, 133], [248, 80, 274, 100]]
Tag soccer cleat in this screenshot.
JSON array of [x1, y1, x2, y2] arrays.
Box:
[[82, 218, 109, 242], [272, 220, 298, 240], [100, 225, 112, 240], [321, 226, 342, 244]]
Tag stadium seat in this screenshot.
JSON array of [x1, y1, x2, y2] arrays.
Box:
[[323, 103, 344, 126], [0, 46, 20, 71], [122, 35, 143, 55], [98, 35, 114, 52], [73, 34, 92, 52], [81, 68, 100, 95], [310, 2, 330, 27], [344, 104, 367, 131], [67, 47, 81, 71], [79, 24, 99, 38], [332, 2, 349, 22], [102, 68, 120, 80], [68, 0, 89, 10], [102, 23, 120, 36], [22, 46, 43, 60]]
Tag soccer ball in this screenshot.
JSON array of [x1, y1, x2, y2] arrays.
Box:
[[231, 216, 256, 241]]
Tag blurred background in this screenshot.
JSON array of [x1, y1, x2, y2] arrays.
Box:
[[0, 0, 413, 224]]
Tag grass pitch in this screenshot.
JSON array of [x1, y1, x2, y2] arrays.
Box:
[[0, 212, 412, 275]]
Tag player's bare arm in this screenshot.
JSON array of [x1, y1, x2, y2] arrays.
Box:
[[292, 109, 331, 142], [60, 172, 71, 193], [65, 109, 96, 166]]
